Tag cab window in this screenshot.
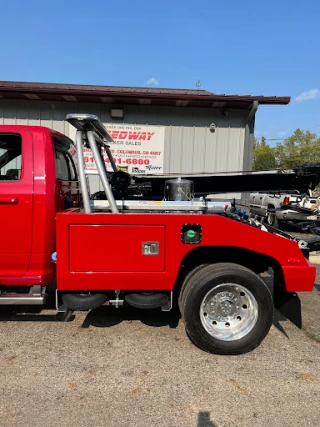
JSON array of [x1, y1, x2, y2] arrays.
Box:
[[0, 133, 22, 181], [55, 150, 69, 180], [53, 136, 78, 181], [66, 153, 77, 180]]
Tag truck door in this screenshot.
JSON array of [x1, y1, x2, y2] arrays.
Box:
[[250, 192, 266, 216], [0, 130, 33, 277]]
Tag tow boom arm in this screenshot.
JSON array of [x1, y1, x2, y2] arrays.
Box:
[[66, 113, 320, 200]]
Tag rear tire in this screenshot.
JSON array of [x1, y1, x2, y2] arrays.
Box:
[[180, 263, 273, 355], [62, 292, 108, 311]]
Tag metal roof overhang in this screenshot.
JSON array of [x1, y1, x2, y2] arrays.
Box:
[[0, 81, 291, 109]]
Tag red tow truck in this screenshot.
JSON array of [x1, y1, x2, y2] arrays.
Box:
[[0, 114, 319, 355]]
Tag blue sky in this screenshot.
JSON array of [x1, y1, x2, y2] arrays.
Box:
[[1, 0, 319, 145]]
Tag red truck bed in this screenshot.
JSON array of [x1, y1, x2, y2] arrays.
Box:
[[56, 209, 316, 293]]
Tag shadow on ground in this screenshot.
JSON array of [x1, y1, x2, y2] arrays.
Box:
[[0, 276, 317, 343], [81, 305, 181, 329], [0, 301, 293, 344], [197, 412, 218, 427], [0, 297, 181, 329]]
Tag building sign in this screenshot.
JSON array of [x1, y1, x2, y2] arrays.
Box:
[[83, 124, 165, 175]]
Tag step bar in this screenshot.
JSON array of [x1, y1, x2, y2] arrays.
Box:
[[0, 286, 47, 305], [0, 295, 46, 305]]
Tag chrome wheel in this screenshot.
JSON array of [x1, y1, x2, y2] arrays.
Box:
[[267, 213, 274, 225], [200, 283, 258, 341]]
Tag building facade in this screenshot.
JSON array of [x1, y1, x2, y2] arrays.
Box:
[[0, 81, 290, 199]]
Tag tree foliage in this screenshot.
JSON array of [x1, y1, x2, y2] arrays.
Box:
[[252, 136, 277, 171], [274, 129, 320, 169], [253, 129, 320, 171]]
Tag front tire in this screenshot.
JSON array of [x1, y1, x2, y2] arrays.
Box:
[[180, 263, 273, 355]]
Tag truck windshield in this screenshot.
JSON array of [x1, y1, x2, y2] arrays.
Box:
[[0, 133, 22, 180]]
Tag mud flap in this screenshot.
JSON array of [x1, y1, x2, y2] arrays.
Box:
[[273, 284, 302, 329]]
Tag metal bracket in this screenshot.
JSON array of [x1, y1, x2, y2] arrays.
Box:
[[55, 290, 74, 321], [161, 291, 173, 312], [55, 289, 70, 313], [109, 290, 124, 308], [30, 285, 44, 296]]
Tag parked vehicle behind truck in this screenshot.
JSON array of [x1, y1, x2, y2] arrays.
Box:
[[0, 115, 319, 355], [249, 190, 320, 228]]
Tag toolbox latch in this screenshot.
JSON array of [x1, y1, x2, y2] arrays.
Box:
[[142, 242, 159, 255]]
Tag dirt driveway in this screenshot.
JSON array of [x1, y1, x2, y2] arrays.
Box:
[[0, 272, 319, 427]]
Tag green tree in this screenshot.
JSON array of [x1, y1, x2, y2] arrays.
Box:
[[275, 129, 320, 169], [252, 136, 277, 171]]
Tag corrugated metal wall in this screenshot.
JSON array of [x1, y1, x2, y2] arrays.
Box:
[[0, 99, 247, 198]]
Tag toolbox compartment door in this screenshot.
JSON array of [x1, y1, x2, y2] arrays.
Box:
[[69, 225, 165, 272]]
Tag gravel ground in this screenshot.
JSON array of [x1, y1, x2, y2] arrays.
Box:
[[0, 271, 319, 427]]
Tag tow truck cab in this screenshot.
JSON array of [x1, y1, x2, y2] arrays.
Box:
[[0, 125, 79, 286]]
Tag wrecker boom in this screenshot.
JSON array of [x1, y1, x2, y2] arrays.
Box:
[[133, 164, 320, 198]]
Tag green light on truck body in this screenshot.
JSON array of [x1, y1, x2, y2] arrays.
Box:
[[186, 229, 196, 239]]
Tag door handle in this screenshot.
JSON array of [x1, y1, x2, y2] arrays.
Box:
[[0, 197, 19, 205]]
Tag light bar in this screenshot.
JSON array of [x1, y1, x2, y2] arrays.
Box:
[[66, 113, 114, 144]]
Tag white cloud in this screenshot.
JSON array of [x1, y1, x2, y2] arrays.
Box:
[[144, 77, 159, 86], [277, 131, 287, 136], [295, 88, 320, 102]]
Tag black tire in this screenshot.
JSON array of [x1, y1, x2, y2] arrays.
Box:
[[62, 292, 108, 311], [266, 212, 279, 229], [125, 292, 169, 309], [180, 263, 273, 355], [178, 264, 209, 313]]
